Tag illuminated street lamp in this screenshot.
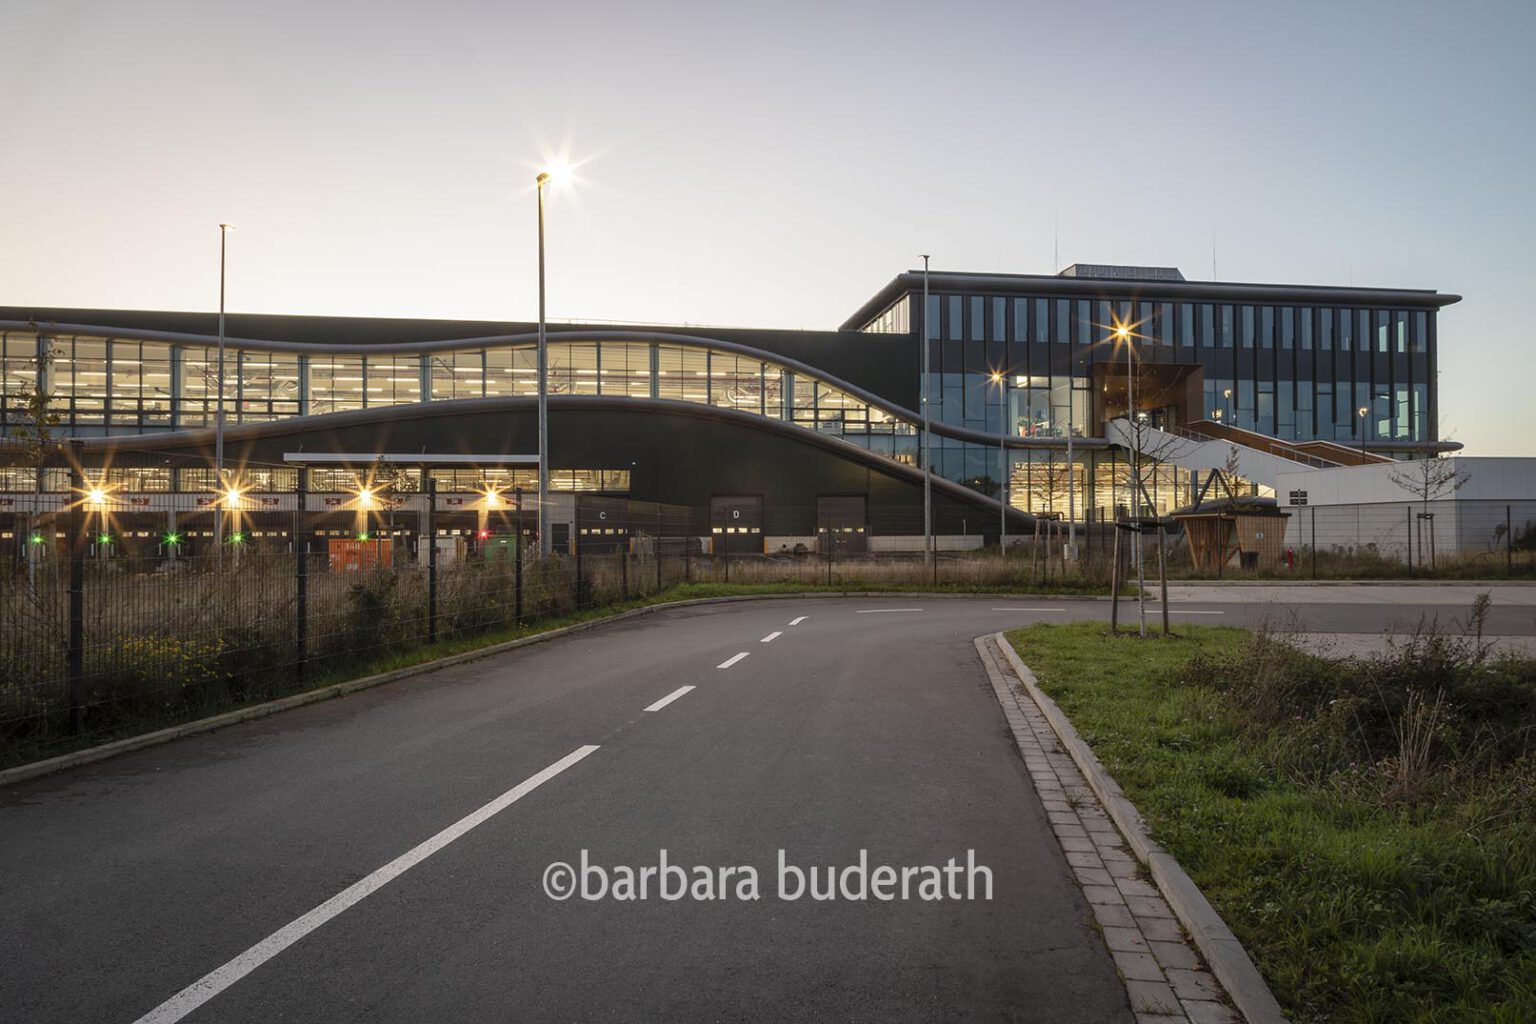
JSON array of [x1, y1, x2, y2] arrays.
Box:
[[85, 484, 109, 559], [988, 370, 1008, 551], [223, 483, 244, 554], [534, 165, 570, 557], [1113, 319, 1146, 638], [1358, 405, 1370, 452]]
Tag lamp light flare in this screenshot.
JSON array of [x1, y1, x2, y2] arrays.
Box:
[[358, 487, 375, 509], [86, 487, 108, 506], [539, 158, 574, 188]]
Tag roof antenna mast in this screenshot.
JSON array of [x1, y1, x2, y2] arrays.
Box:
[[1053, 210, 1059, 274]]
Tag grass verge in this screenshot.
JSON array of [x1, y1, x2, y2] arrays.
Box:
[[1006, 621, 1536, 1024]]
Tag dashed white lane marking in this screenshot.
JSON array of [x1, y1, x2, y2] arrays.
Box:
[[131, 745, 601, 1024], [718, 652, 751, 669], [991, 607, 1069, 612], [855, 608, 923, 614], [1168, 610, 1226, 615], [644, 686, 695, 712], [760, 631, 782, 643], [789, 616, 808, 626]]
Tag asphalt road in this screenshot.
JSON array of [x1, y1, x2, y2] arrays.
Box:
[[3, 592, 1532, 1023]]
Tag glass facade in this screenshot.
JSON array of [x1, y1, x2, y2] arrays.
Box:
[[0, 330, 937, 470], [3, 271, 1446, 518], [914, 291, 1437, 447]]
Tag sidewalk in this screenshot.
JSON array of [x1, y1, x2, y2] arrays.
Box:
[[1163, 583, 1536, 606], [1285, 632, 1536, 659]]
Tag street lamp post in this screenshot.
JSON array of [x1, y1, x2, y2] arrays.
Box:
[[536, 173, 551, 557], [1357, 405, 1370, 453], [1116, 321, 1147, 637], [1066, 359, 1079, 561], [989, 371, 1008, 552], [215, 223, 233, 561], [920, 255, 932, 565]]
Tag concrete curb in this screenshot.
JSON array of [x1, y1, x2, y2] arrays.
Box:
[[0, 588, 1104, 787], [990, 632, 1289, 1024], [1166, 579, 1531, 587]]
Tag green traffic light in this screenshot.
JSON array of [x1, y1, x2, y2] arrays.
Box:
[[358, 532, 370, 541], [230, 532, 246, 545], [29, 534, 43, 545], [98, 533, 112, 545], [165, 533, 181, 545]]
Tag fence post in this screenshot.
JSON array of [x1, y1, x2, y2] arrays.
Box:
[[655, 508, 663, 595], [515, 487, 524, 622], [1157, 522, 1169, 636], [826, 513, 833, 586], [427, 478, 438, 643], [621, 541, 629, 598], [67, 444, 86, 734], [1310, 505, 1317, 579], [1508, 505, 1514, 574], [1109, 521, 1122, 633], [295, 468, 308, 679], [1406, 505, 1413, 574], [575, 530, 584, 609]]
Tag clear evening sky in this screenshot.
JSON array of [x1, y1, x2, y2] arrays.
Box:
[[3, 0, 1532, 454]]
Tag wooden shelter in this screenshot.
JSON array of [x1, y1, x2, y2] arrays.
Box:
[[1174, 508, 1290, 572]]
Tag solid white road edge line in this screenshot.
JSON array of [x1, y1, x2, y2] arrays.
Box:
[[717, 652, 750, 669], [854, 608, 923, 613], [130, 744, 601, 1024], [789, 616, 808, 626], [644, 686, 695, 712], [990, 607, 1069, 612], [760, 631, 782, 643], [1168, 610, 1226, 615]]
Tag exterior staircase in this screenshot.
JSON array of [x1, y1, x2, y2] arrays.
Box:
[[1185, 419, 1391, 467], [1104, 418, 1383, 492]]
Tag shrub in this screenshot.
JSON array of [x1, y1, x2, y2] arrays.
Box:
[[89, 634, 231, 716]]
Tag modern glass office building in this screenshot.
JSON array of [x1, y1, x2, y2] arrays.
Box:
[[0, 263, 1459, 540]]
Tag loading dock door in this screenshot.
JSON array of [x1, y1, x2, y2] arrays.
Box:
[[710, 495, 762, 554], [817, 496, 867, 555]]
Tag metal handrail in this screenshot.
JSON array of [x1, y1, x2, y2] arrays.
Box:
[[1170, 421, 1337, 469]]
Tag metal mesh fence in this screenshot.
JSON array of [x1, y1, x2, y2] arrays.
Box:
[[0, 466, 1128, 759], [6, 445, 1530, 763], [1282, 500, 1536, 575]]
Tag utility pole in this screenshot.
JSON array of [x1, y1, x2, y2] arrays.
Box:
[[920, 255, 933, 565]]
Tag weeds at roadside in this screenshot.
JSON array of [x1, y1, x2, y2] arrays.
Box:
[[1009, 604, 1536, 1024]]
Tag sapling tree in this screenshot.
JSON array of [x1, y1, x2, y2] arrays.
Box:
[[1389, 456, 1470, 569]]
